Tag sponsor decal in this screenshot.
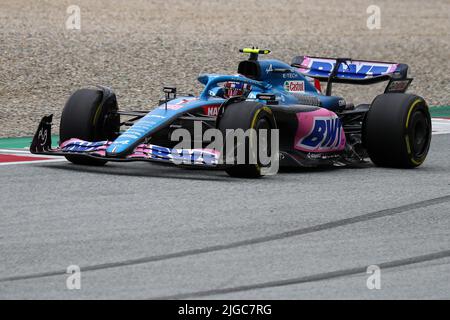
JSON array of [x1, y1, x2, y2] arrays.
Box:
[[159, 98, 194, 110], [57, 138, 220, 165], [119, 134, 139, 139], [298, 57, 398, 79], [282, 72, 297, 79], [108, 140, 129, 146], [298, 116, 343, 151], [284, 80, 305, 93], [294, 94, 320, 106], [202, 105, 221, 116], [130, 144, 219, 166], [60, 139, 110, 153], [294, 109, 346, 152], [306, 152, 340, 160], [163, 104, 185, 111], [386, 79, 411, 93]]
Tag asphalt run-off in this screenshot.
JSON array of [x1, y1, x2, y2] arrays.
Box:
[[0, 107, 449, 299]]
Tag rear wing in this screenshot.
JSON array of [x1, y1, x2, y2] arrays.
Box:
[[291, 56, 412, 95]]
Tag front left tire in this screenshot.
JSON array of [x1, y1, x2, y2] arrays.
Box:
[[60, 87, 120, 166]]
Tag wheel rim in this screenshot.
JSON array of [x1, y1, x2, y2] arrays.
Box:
[[410, 110, 430, 158]]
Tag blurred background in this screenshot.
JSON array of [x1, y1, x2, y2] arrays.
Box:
[[1, 0, 449, 137]]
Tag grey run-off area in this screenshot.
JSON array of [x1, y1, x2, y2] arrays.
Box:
[[0, 134, 449, 299]]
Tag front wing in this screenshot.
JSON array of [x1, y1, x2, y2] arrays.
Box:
[[30, 115, 220, 167]]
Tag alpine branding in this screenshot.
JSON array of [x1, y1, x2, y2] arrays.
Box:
[[37, 128, 48, 146], [297, 116, 344, 151]]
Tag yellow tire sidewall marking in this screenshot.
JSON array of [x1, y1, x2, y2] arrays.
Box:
[[249, 107, 272, 173], [92, 100, 105, 127], [405, 99, 422, 129], [405, 98, 426, 165]]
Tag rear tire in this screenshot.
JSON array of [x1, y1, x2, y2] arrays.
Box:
[[363, 93, 431, 168], [60, 88, 120, 166], [217, 101, 277, 178]]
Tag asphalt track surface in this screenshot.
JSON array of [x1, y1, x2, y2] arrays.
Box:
[[0, 134, 449, 299]]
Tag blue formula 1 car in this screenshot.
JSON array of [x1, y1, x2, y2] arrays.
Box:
[[31, 48, 432, 178]]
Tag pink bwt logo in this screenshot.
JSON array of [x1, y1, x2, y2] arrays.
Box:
[[294, 109, 346, 152]]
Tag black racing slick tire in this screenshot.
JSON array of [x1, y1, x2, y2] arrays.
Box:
[[217, 100, 277, 178], [59, 88, 120, 166], [363, 93, 431, 168]]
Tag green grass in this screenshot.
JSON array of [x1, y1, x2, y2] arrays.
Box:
[[0, 135, 59, 149], [429, 105, 450, 118]]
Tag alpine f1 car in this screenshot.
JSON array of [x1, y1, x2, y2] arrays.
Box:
[[31, 48, 432, 178]]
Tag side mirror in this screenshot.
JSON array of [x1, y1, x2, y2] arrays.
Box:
[[162, 86, 177, 110]]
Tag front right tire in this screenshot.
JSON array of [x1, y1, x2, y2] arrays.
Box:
[[217, 100, 277, 178]]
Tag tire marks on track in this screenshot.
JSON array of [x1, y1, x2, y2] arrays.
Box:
[[152, 249, 450, 299], [1, 194, 450, 283]]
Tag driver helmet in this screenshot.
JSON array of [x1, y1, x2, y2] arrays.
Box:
[[223, 81, 252, 98]]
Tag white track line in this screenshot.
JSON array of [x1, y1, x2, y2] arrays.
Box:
[[0, 149, 63, 158], [0, 148, 30, 154], [432, 118, 450, 135], [0, 149, 67, 166], [0, 159, 66, 166]]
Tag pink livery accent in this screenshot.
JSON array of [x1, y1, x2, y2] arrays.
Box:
[[294, 108, 346, 152], [59, 138, 85, 148]]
